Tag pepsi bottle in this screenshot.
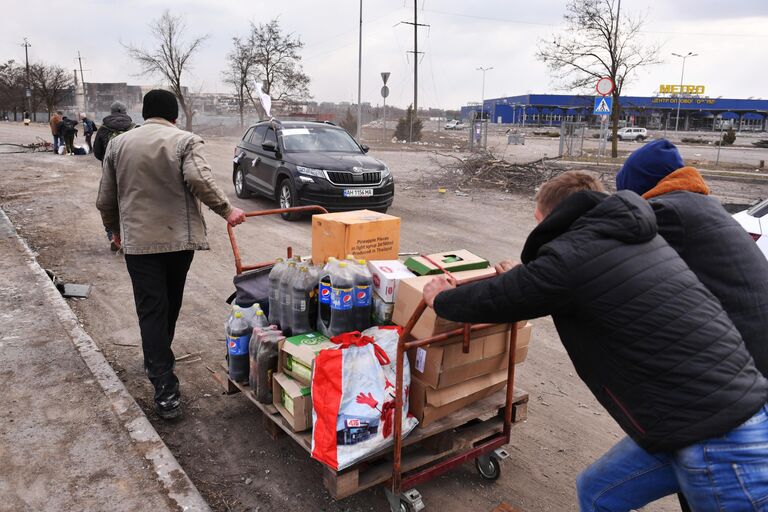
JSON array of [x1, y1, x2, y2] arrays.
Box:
[[329, 261, 355, 336], [353, 259, 373, 331], [226, 311, 251, 382], [318, 257, 337, 336]]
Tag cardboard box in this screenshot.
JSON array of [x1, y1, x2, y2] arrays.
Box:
[[409, 370, 508, 426], [408, 324, 510, 389], [273, 373, 313, 432], [279, 332, 336, 386], [392, 268, 498, 339], [404, 250, 489, 276], [312, 210, 400, 264], [407, 321, 532, 389], [368, 260, 416, 303]]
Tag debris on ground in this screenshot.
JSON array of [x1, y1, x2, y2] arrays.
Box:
[[433, 151, 566, 193], [0, 137, 52, 154]]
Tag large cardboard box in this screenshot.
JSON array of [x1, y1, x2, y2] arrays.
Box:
[[408, 321, 532, 389], [368, 260, 416, 303], [312, 210, 400, 264], [392, 268, 497, 339], [404, 250, 489, 276], [409, 370, 508, 426], [279, 332, 336, 386], [273, 373, 313, 432]]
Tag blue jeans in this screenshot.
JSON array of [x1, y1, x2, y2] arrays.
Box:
[[577, 404, 768, 511], [53, 134, 61, 153]]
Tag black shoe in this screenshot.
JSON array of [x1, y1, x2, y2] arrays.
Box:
[[110, 241, 119, 252], [153, 374, 182, 420]]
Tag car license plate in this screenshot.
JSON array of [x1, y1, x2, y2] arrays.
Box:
[[343, 188, 374, 198]]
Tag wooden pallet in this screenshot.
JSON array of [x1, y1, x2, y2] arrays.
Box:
[[213, 365, 528, 499]]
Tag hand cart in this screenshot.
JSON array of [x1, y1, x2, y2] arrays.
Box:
[[215, 207, 528, 512]]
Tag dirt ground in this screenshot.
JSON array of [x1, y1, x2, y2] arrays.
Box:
[[2, 121, 767, 512]]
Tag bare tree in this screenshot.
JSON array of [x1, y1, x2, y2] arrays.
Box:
[[124, 10, 208, 131], [223, 36, 259, 128], [29, 63, 73, 119], [247, 19, 310, 115], [0, 60, 26, 116], [537, 0, 661, 157]]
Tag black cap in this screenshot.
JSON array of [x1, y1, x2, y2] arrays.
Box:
[[142, 89, 179, 122]]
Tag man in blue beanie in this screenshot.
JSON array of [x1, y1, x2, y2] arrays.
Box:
[[97, 89, 246, 419]]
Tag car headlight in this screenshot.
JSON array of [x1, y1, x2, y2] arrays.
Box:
[[297, 165, 324, 178], [380, 166, 391, 178]]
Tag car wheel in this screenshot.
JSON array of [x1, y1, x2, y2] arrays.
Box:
[[278, 178, 301, 221], [635, 136, 643, 142], [234, 166, 251, 199]]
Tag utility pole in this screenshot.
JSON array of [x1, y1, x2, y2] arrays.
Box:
[[356, 0, 363, 141], [401, 2, 428, 142], [672, 51, 697, 132], [21, 38, 32, 120], [77, 51, 88, 114]]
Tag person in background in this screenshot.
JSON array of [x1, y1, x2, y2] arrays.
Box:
[[615, 139, 768, 512], [80, 113, 97, 152], [49, 110, 62, 153], [97, 89, 246, 420], [58, 115, 78, 155], [423, 171, 768, 511], [93, 101, 134, 161], [93, 101, 136, 250]]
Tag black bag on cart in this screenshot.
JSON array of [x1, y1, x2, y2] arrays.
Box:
[[227, 265, 273, 315]]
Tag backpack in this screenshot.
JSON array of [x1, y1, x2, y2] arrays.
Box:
[[62, 118, 77, 134], [107, 123, 135, 142]]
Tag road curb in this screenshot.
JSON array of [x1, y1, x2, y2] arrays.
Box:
[[0, 208, 211, 512]]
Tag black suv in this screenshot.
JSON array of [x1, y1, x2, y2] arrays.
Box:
[[232, 120, 394, 220]]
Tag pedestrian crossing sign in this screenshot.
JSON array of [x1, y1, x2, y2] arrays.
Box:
[[593, 96, 613, 115]]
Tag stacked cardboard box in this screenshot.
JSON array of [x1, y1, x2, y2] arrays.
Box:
[[392, 270, 533, 426], [273, 332, 336, 432], [367, 260, 416, 325], [311, 210, 401, 264]]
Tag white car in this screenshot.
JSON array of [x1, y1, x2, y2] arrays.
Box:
[[444, 120, 466, 130], [609, 127, 648, 142], [733, 198, 768, 259]]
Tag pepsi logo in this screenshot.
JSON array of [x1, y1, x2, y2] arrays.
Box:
[[321, 288, 331, 297], [228, 341, 237, 348], [343, 295, 352, 303], [357, 291, 366, 299]]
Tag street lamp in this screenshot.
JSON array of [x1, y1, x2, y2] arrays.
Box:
[[477, 66, 493, 120], [672, 51, 698, 132]]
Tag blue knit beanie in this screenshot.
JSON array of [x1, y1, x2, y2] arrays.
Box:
[[615, 139, 685, 195]]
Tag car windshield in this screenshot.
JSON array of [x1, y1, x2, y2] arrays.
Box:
[[281, 126, 361, 153]]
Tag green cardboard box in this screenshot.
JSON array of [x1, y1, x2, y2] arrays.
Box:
[[273, 372, 313, 432], [405, 250, 490, 276], [279, 332, 335, 385]]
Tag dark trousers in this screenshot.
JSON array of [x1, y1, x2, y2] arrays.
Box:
[[85, 133, 93, 150], [63, 133, 75, 154], [125, 251, 194, 385]]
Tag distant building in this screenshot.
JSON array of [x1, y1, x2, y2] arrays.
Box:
[[461, 94, 768, 131]]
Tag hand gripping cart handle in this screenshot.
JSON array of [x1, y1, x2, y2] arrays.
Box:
[[226, 205, 329, 275], [388, 270, 520, 510]]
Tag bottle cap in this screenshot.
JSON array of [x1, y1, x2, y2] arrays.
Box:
[[234, 312, 242, 318], [339, 262, 347, 268], [328, 257, 337, 262], [346, 254, 355, 260], [275, 257, 284, 263], [256, 310, 264, 316], [358, 259, 366, 265], [300, 266, 308, 272]]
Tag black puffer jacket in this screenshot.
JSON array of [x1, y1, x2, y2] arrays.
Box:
[[93, 113, 134, 161], [651, 191, 768, 377], [434, 190, 768, 453]]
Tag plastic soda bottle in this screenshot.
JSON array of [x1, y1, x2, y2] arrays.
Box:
[[353, 259, 373, 331], [329, 261, 356, 336], [318, 257, 337, 335], [226, 311, 251, 382], [268, 258, 287, 326], [279, 261, 298, 335]]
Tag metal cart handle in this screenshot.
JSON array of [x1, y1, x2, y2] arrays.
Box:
[[227, 206, 328, 274]]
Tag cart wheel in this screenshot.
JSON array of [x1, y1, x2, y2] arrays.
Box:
[[475, 455, 501, 481], [399, 500, 412, 512]]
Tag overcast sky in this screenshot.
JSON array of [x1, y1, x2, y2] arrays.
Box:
[[5, 0, 768, 109]]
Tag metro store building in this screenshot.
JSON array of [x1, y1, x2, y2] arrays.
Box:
[[461, 93, 768, 131]]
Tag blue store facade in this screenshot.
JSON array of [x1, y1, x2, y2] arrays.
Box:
[[460, 94, 768, 131]]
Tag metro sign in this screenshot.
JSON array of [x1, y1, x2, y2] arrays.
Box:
[[660, 84, 705, 95]]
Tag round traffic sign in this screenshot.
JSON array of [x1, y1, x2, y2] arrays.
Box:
[[596, 77, 615, 96], [381, 85, 390, 98]]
